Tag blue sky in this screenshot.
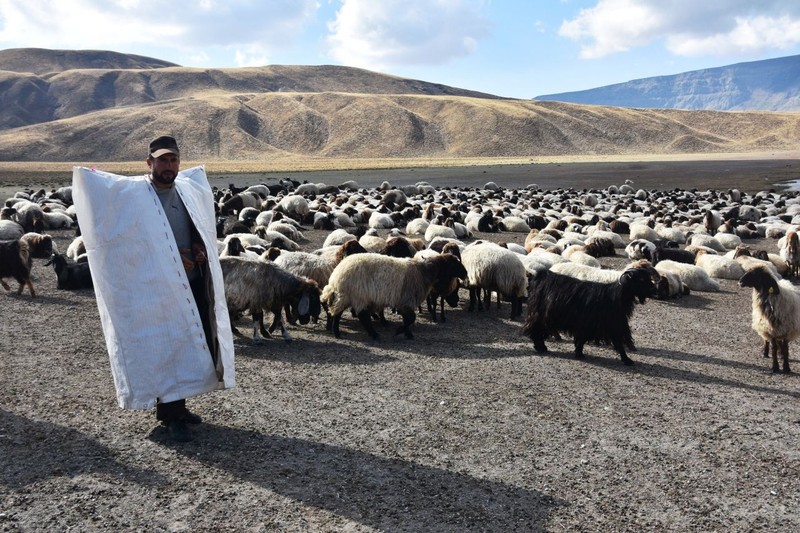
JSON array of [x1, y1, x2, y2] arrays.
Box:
[[2, 1, 800, 99]]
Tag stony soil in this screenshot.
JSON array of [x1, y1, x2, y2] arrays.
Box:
[[2, 159, 800, 532]]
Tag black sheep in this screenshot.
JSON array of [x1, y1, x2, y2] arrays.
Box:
[[45, 253, 93, 290], [522, 266, 658, 365]]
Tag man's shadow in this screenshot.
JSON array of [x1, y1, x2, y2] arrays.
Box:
[[1, 409, 162, 489], [163, 423, 566, 532]]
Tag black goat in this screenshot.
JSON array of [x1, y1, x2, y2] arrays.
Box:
[[45, 253, 93, 290], [523, 265, 658, 365]]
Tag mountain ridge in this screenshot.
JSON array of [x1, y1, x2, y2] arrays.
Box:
[[535, 55, 800, 111]]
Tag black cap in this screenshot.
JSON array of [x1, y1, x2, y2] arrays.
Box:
[[148, 135, 180, 158]]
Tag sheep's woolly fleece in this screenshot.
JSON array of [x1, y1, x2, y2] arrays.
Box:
[[3, 161, 800, 532]]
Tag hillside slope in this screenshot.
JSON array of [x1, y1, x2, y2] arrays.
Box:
[[0, 48, 798, 162]]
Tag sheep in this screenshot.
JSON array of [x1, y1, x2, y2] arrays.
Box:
[[42, 210, 74, 230], [321, 253, 468, 339], [266, 220, 305, 243], [323, 228, 357, 248], [220, 256, 321, 343], [219, 236, 260, 259], [689, 234, 728, 253], [738, 266, 800, 373], [522, 262, 658, 365], [219, 191, 261, 216], [779, 230, 800, 278], [18, 232, 55, 260], [45, 253, 93, 290], [252, 227, 300, 250], [561, 246, 601, 268], [358, 229, 387, 253], [655, 260, 720, 292], [625, 239, 656, 261], [694, 249, 745, 280], [704, 210, 722, 235], [0, 220, 24, 241], [498, 216, 530, 232], [13, 200, 45, 233], [460, 242, 527, 320], [646, 246, 696, 266], [275, 194, 310, 222], [66, 236, 86, 262], [0, 238, 35, 296], [425, 242, 464, 323], [424, 222, 457, 242], [656, 270, 691, 300]]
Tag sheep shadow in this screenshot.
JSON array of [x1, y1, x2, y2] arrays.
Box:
[[652, 292, 716, 310], [569, 348, 800, 399], [164, 423, 565, 532], [235, 336, 398, 365], [0, 408, 163, 490]]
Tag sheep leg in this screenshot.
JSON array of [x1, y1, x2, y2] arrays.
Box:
[[395, 311, 415, 339], [468, 287, 480, 312], [426, 294, 438, 322], [781, 340, 791, 374], [252, 310, 271, 344], [509, 296, 522, 321], [573, 337, 586, 359], [332, 313, 343, 338], [357, 310, 379, 339], [268, 311, 293, 343], [762, 340, 770, 358], [613, 339, 635, 366], [531, 327, 548, 353], [439, 296, 447, 323], [771, 340, 780, 373]]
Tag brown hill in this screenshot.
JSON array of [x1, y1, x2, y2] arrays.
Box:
[[0, 47, 178, 74], [0, 48, 798, 163]]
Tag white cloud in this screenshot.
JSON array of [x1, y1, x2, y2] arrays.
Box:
[[326, 0, 491, 70], [559, 0, 800, 59], [0, 0, 317, 59]]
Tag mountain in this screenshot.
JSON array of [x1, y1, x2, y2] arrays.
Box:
[[535, 55, 800, 112], [0, 48, 799, 162]]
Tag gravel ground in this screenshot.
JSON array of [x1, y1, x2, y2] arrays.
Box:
[[2, 160, 800, 532]]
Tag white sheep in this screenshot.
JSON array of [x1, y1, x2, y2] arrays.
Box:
[[739, 266, 800, 373], [424, 222, 457, 242], [460, 242, 528, 319], [655, 259, 720, 292], [688, 233, 728, 253], [276, 194, 309, 221], [323, 228, 357, 248], [499, 216, 530, 233], [694, 250, 745, 280], [321, 253, 468, 339]]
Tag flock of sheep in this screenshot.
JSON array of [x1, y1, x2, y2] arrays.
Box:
[[3, 176, 800, 373]]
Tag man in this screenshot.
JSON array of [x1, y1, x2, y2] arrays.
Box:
[[73, 136, 235, 443]]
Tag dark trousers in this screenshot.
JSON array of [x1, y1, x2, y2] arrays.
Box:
[[156, 273, 211, 423]]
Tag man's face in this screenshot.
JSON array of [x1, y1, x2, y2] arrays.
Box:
[[147, 153, 180, 187]]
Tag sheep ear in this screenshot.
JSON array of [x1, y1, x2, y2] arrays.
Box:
[[298, 292, 310, 316]]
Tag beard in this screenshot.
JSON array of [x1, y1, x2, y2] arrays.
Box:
[[151, 168, 176, 185]]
